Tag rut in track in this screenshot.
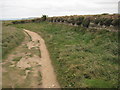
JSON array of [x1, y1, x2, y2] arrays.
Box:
[[24, 29, 60, 88]]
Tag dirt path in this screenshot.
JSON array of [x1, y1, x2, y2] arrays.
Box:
[[24, 29, 60, 88]]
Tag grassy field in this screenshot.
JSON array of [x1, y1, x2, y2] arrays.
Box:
[[2, 24, 25, 58], [12, 22, 118, 88], [2, 26, 42, 88]]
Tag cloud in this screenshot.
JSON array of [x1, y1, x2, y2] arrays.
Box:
[[0, 0, 119, 19]]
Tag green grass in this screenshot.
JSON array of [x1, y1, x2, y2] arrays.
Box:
[[83, 79, 114, 88], [0, 46, 2, 62], [12, 56, 22, 62], [2, 24, 25, 59], [38, 71, 42, 85], [12, 22, 118, 88], [25, 67, 32, 70]]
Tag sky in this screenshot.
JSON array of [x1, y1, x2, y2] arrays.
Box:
[[0, 0, 119, 20]]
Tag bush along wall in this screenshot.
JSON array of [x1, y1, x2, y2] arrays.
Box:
[[12, 14, 120, 29]]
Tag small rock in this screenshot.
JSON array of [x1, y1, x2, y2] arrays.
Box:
[[52, 84, 55, 87]]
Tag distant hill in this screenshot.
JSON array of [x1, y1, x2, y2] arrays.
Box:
[[0, 17, 39, 21]]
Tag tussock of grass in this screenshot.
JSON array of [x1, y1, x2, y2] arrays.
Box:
[[25, 67, 32, 70], [38, 71, 42, 85], [12, 22, 118, 88], [12, 57, 22, 62]]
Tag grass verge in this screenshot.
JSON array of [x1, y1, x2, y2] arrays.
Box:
[[2, 24, 25, 59]]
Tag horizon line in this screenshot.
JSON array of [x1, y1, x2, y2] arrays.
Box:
[[1, 13, 119, 21]]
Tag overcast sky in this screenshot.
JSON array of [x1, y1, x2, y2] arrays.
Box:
[[0, 0, 119, 19]]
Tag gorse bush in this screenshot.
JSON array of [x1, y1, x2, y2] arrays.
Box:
[[68, 17, 76, 25], [94, 18, 100, 25], [104, 18, 113, 26], [41, 15, 47, 21], [99, 18, 106, 26], [112, 18, 120, 27], [82, 18, 90, 28], [12, 14, 120, 29], [76, 16, 84, 25]]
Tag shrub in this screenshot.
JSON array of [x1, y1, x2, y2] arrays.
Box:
[[67, 17, 75, 25], [102, 13, 109, 15], [32, 19, 35, 22], [104, 18, 113, 26], [41, 15, 47, 21], [35, 18, 42, 23], [82, 18, 90, 28], [20, 20, 25, 24], [76, 17, 84, 26], [60, 18, 64, 22], [112, 18, 120, 27], [57, 18, 61, 22], [94, 18, 100, 25], [99, 18, 106, 26], [12, 21, 19, 24]]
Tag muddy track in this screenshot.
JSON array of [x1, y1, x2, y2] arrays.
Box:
[[24, 29, 60, 88]]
